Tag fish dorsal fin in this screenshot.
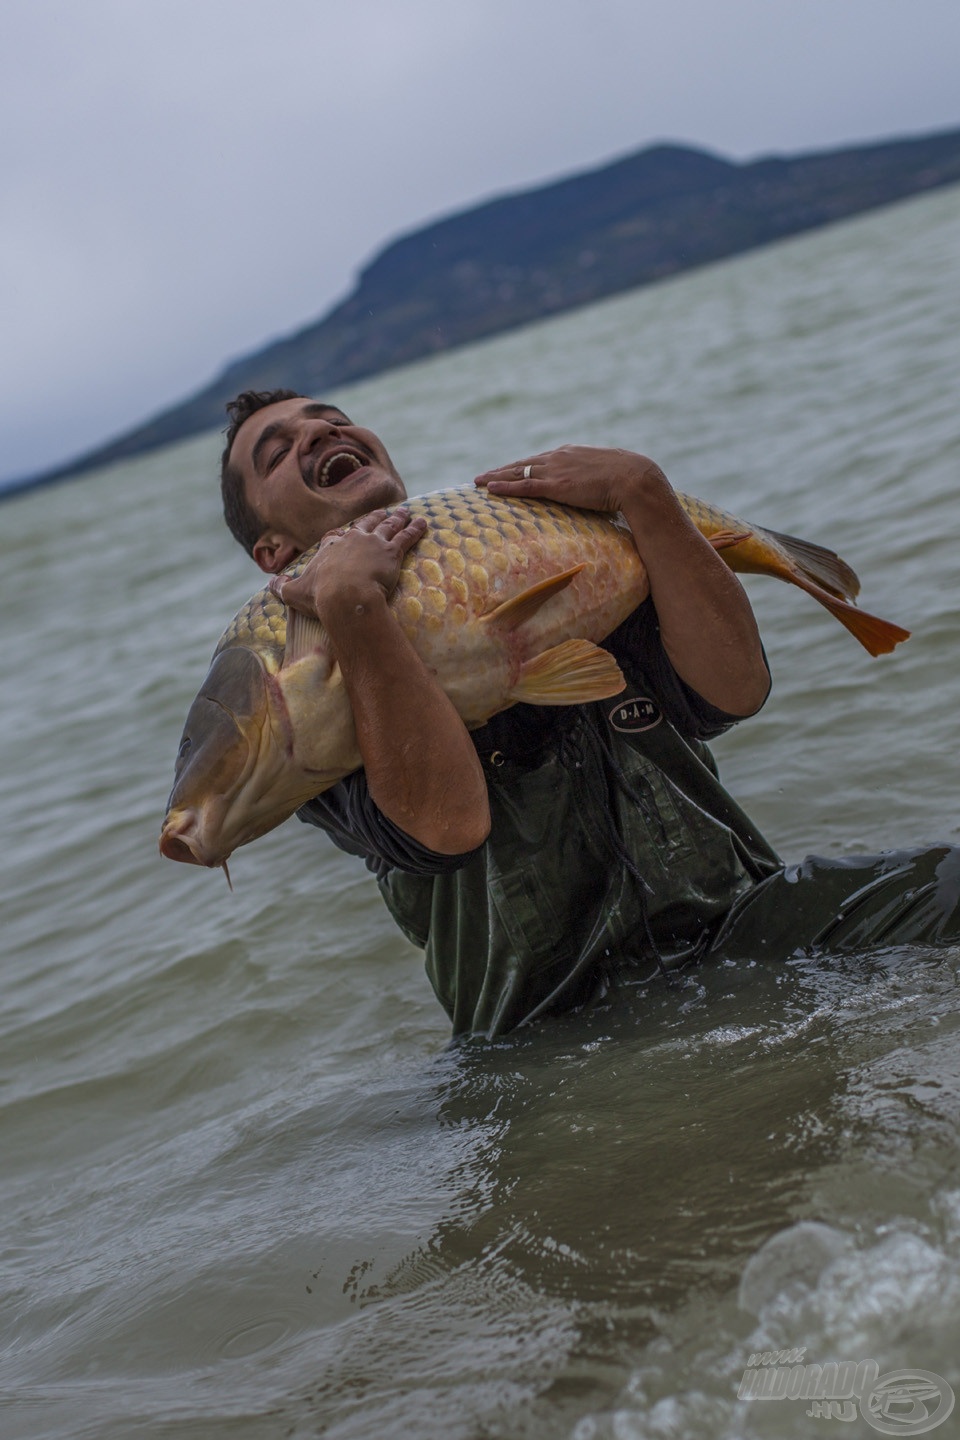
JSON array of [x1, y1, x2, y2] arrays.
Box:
[[282, 609, 333, 677], [481, 564, 585, 630], [509, 639, 625, 705]]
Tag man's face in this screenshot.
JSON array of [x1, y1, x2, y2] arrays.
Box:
[[230, 398, 408, 572]]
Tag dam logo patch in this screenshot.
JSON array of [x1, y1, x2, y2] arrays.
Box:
[[608, 696, 662, 733]]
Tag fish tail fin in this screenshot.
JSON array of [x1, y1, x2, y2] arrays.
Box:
[[799, 582, 911, 656], [765, 527, 862, 603], [718, 523, 908, 653]]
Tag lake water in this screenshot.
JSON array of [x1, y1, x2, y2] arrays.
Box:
[[2, 182, 959, 1439]]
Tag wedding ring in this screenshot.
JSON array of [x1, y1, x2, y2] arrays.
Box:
[[522, 464, 532, 478]]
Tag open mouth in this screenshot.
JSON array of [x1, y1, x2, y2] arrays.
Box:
[[159, 826, 205, 866], [314, 447, 367, 489]]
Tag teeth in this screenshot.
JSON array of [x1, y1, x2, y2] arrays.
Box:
[[318, 450, 364, 488]]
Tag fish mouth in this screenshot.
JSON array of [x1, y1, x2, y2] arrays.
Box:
[[309, 445, 369, 491], [159, 809, 228, 869]]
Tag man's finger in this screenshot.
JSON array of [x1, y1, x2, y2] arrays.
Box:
[[269, 573, 316, 616], [374, 508, 414, 536], [476, 473, 547, 495], [352, 508, 390, 533], [475, 451, 552, 485], [394, 515, 428, 551]]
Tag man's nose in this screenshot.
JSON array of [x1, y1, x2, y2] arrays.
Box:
[[300, 417, 341, 460], [303, 417, 342, 450]]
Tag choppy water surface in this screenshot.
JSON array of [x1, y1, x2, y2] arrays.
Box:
[[2, 185, 959, 1439]]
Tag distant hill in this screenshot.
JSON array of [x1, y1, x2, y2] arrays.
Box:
[[15, 124, 960, 494]]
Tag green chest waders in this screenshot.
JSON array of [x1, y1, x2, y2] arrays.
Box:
[[378, 687, 782, 1037]]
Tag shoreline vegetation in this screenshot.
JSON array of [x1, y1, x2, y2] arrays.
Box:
[[7, 123, 960, 500]]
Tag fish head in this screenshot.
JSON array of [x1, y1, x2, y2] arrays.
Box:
[[160, 640, 356, 870]]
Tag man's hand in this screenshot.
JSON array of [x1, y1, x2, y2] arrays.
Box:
[[475, 445, 668, 515], [269, 508, 427, 628]]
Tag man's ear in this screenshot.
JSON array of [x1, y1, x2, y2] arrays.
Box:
[[252, 533, 300, 575]]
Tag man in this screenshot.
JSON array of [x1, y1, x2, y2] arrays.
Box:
[[220, 390, 960, 1036]]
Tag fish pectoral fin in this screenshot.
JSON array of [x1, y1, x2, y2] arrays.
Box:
[[707, 528, 752, 551], [481, 565, 586, 630], [282, 610, 334, 675], [510, 639, 626, 705]]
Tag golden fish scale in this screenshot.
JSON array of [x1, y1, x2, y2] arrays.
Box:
[[392, 491, 633, 647], [673, 490, 779, 555], [214, 488, 642, 671], [215, 584, 287, 667], [674, 491, 730, 536]]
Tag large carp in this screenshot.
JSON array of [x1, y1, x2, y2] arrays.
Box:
[[160, 487, 908, 873]]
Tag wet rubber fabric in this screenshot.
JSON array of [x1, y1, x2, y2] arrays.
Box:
[[379, 682, 782, 1037], [708, 846, 960, 961], [379, 689, 960, 1036]]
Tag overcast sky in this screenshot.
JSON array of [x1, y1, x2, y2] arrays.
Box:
[[2, 0, 959, 483]]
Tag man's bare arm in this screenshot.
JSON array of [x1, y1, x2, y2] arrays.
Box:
[[272, 510, 491, 853], [476, 447, 769, 717]]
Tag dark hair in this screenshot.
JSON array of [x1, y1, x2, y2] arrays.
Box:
[[220, 389, 303, 555]]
